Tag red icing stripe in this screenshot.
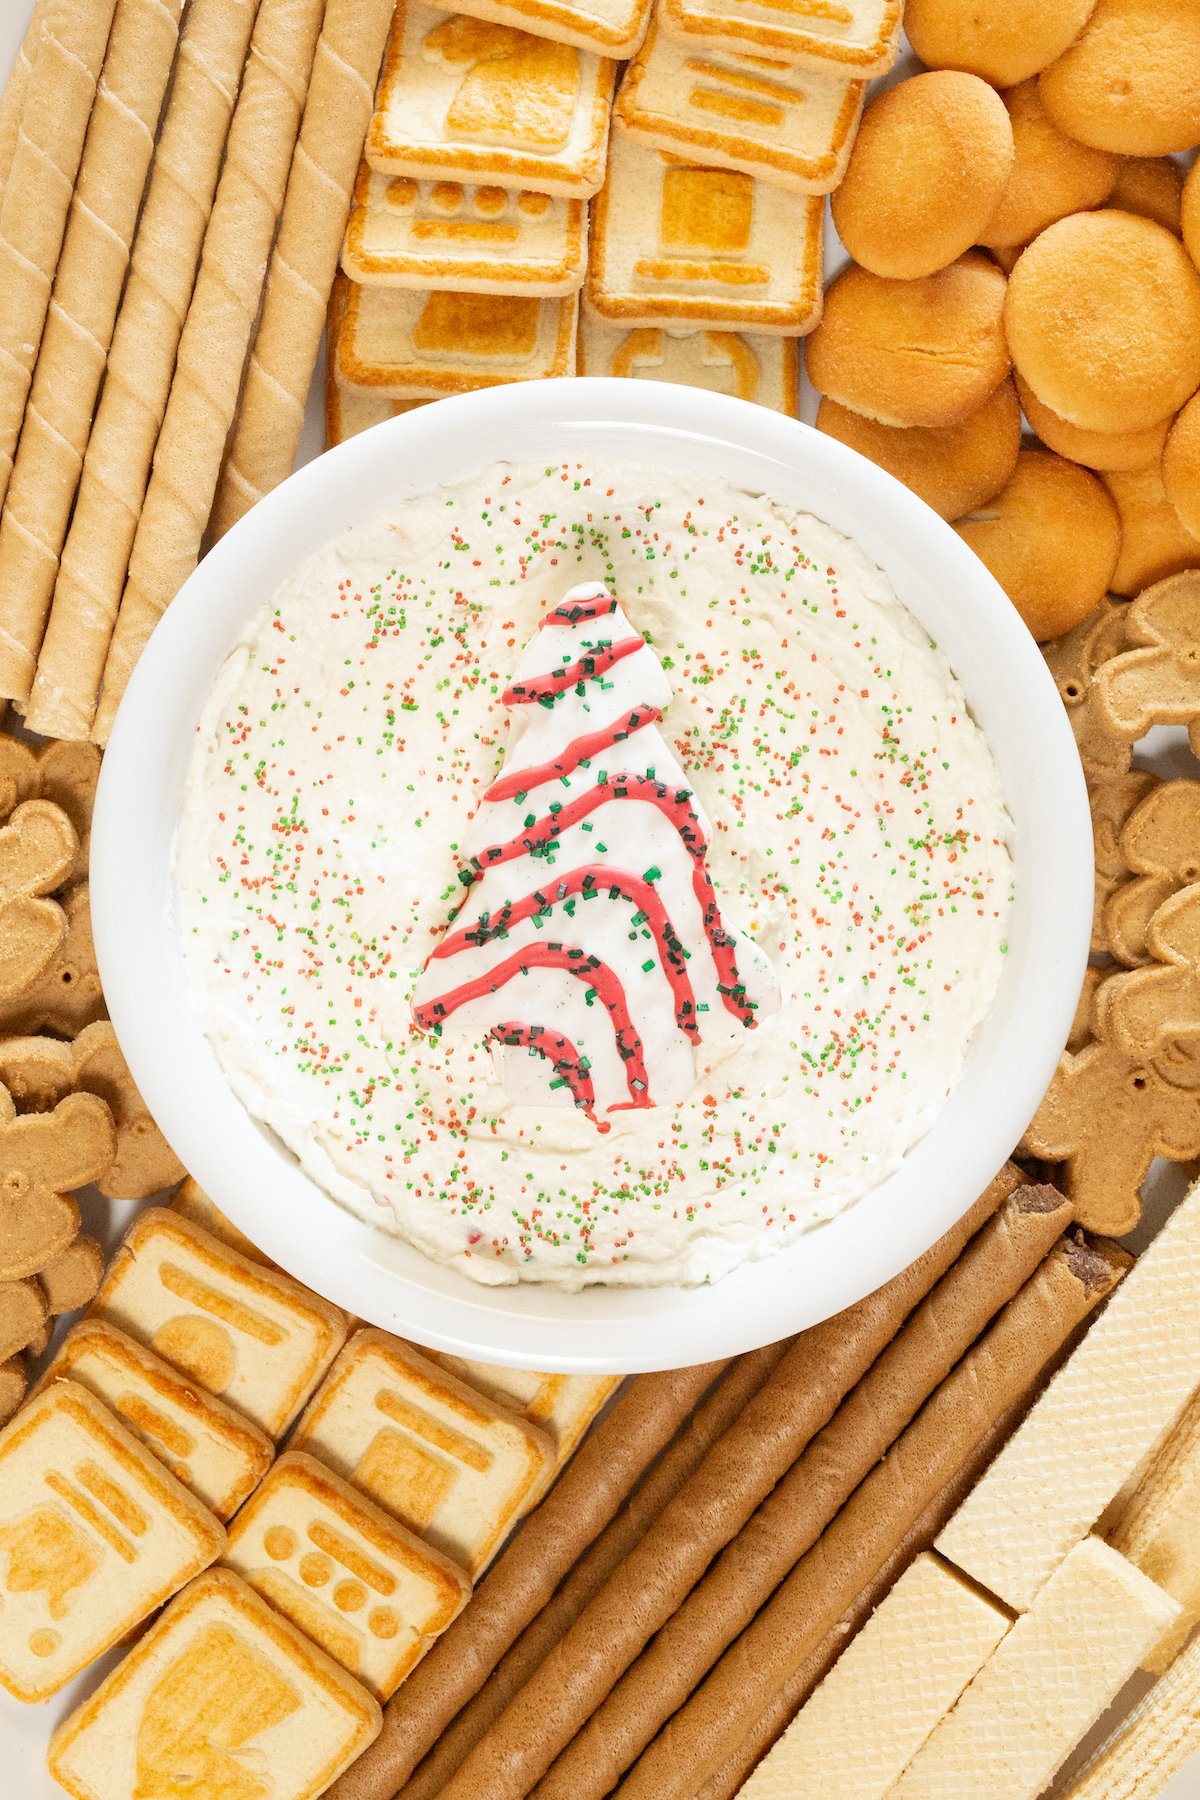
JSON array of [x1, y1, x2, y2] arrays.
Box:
[[503, 633, 643, 707], [543, 590, 618, 627], [485, 706, 664, 804], [489, 1022, 609, 1131]]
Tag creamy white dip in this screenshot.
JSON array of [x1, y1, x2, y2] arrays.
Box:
[[178, 459, 1013, 1288]]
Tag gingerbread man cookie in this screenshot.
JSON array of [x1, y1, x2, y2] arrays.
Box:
[[1041, 595, 1135, 781], [0, 884, 105, 1037], [72, 1022, 184, 1201], [1090, 771, 1158, 956], [1105, 779, 1200, 966], [1095, 884, 1200, 1088], [0, 801, 78, 1003], [0, 1085, 114, 1282], [1093, 570, 1200, 757]]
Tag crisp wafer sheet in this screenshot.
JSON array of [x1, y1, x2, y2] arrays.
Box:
[[659, 0, 901, 73], [616, 21, 865, 193], [368, 0, 616, 199], [587, 127, 823, 332], [344, 163, 587, 295], [427, 0, 653, 60], [579, 312, 799, 411], [336, 280, 579, 398]]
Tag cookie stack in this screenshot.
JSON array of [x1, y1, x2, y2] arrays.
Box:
[[329, 0, 901, 436]]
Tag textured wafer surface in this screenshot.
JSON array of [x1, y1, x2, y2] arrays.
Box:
[[426, 0, 653, 59], [1061, 1628, 1200, 1799], [336, 280, 578, 397], [658, 0, 900, 73], [579, 314, 799, 410], [1109, 1385, 1200, 1671]]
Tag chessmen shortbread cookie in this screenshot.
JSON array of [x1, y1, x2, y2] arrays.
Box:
[[0, 1381, 224, 1702], [44, 1318, 274, 1523], [344, 163, 587, 295], [368, 0, 616, 199], [588, 129, 823, 331], [92, 1209, 349, 1439], [579, 313, 799, 411], [170, 1175, 275, 1267], [658, 0, 901, 74], [336, 280, 579, 398], [615, 22, 866, 193], [48, 1567, 381, 1800], [292, 1330, 554, 1574], [225, 1450, 471, 1700], [326, 274, 427, 447], [427, 0, 653, 60], [420, 1350, 618, 1485]]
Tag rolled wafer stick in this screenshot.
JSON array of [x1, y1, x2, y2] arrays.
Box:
[[0, 0, 120, 511], [613, 1236, 1131, 1800], [89, 0, 327, 744], [326, 1362, 728, 1800], [535, 1183, 1072, 1800], [0, 0, 53, 197], [0, 0, 187, 705], [210, 0, 395, 534], [1059, 1630, 1200, 1800], [399, 1343, 793, 1800]]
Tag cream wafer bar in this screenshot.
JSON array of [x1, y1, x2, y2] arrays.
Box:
[[1108, 1383, 1200, 1672], [1060, 1630, 1200, 1800]]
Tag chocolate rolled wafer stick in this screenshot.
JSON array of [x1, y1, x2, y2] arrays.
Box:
[[90, 0, 326, 744], [0, 0, 120, 512], [210, 0, 395, 535], [614, 1236, 1131, 1800], [535, 1184, 1072, 1800], [26, 0, 260, 742], [399, 1344, 792, 1800], [0, 0, 187, 705], [0, 0, 52, 197]]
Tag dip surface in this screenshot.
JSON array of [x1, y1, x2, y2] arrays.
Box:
[[178, 459, 1013, 1287]]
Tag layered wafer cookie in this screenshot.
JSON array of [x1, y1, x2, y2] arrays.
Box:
[[293, 1331, 553, 1575], [938, 1180, 1200, 1612], [1060, 1630, 1200, 1800], [734, 1553, 1010, 1799], [226, 1451, 471, 1700], [48, 1567, 382, 1800], [658, 0, 901, 73], [336, 280, 578, 398], [615, 22, 866, 193], [579, 312, 799, 412], [890, 1539, 1179, 1798], [93, 1209, 349, 1439], [1108, 1384, 1200, 1672], [344, 165, 588, 295], [368, 0, 616, 199], [0, 1381, 225, 1702], [587, 129, 823, 332]]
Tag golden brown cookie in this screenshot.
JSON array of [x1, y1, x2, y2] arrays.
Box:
[[1006, 211, 1200, 434], [1163, 393, 1200, 543], [955, 449, 1121, 641], [1039, 0, 1200, 157], [0, 1356, 25, 1426], [1184, 157, 1200, 272], [806, 254, 1009, 429], [831, 71, 1014, 280], [1093, 571, 1200, 751], [0, 1278, 47, 1363], [72, 1020, 185, 1201], [1015, 373, 1171, 473], [979, 80, 1119, 251], [0, 1086, 114, 1282], [815, 382, 1021, 523], [1110, 159, 1186, 236], [904, 0, 1100, 88], [1103, 462, 1200, 597], [1091, 771, 1159, 957], [37, 1236, 104, 1315], [0, 883, 105, 1037], [0, 800, 78, 1004], [1042, 595, 1133, 782], [35, 740, 100, 886], [0, 1036, 74, 1112]]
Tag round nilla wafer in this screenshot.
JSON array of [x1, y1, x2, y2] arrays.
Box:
[[1039, 0, 1200, 158], [806, 254, 1009, 429], [1184, 160, 1200, 274], [1164, 394, 1200, 544], [903, 0, 1099, 88], [816, 382, 1021, 522], [1104, 463, 1200, 597], [1015, 374, 1171, 473], [830, 72, 1014, 281], [1005, 210, 1200, 434], [1110, 159, 1186, 237], [978, 80, 1119, 251]]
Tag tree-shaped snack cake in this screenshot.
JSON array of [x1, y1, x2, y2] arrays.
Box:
[[412, 582, 780, 1129]]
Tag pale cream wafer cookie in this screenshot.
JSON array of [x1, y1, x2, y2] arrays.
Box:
[[336, 281, 578, 399], [419, 1350, 618, 1489], [733, 1553, 1010, 1799], [0, 1379, 224, 1702], [24, 0, 260, 743], [48, 1566, 382, 1800], [889, 1539, 1178, 1799], [615, 22, 866, 194], [93, 1208, 349, 1439], [579, 314, 799, 413], [91, 0, 328, 746], [658, 0, 900, 74], [367, 0, 616, 200], [938, 1179, 1200, 1612], [0, 0, 187, 707], [1059, 1630, 1200, 1800], [0, 0, 53, 196], [343, 165, 588, 296], [226, 1450, 471, 1701], [292, 1330, 553, 1576], [587, 129, 823, 333], [427, 0, 653, 59], [1108, 1384, 1200, 1672], [43, 1318, 274, 1523], [171, 1174, 276, 1267], [0, 0, 121, 513]]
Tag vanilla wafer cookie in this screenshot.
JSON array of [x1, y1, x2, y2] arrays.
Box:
[[1060, 1630, 1200, 1800], [1108, 1384, 1200, 1672], [367, 0, 616, 200], [615, 22, 866, 193], [578, 312, 799, 410], [428, 0, 653, 58], [336, 281, 578, 398], [587, 128, 823, 332], [659, 0, 900, 74]]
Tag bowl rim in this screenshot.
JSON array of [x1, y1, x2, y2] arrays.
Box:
[[92, 376, 1092, 1372]]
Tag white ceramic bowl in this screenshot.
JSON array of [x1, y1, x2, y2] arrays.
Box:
[[93, 378, 1091, 1372]]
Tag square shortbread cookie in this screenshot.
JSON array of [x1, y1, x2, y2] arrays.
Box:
[[48, 1568, 381, 1800], [578, 312, 799, 412], [659, 0, 901, 75], [0, 1382, 224, 1702], [335, 280, 579, 399], [92, 1209, 349, 1439], [225, 1450, 471, 1700], [292, 1330, 554, 1575], [420, 1352, 619, 1497], [426, 0, 653, 60], [587, 128, 823, 332], [368, 0, 616, 199], [43, 1319, 274, 1522], [171, 1177, 275, 1268], [327, 275, 427, 446], [344, 164, 587, 295], [615, 21, 866, 192]]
